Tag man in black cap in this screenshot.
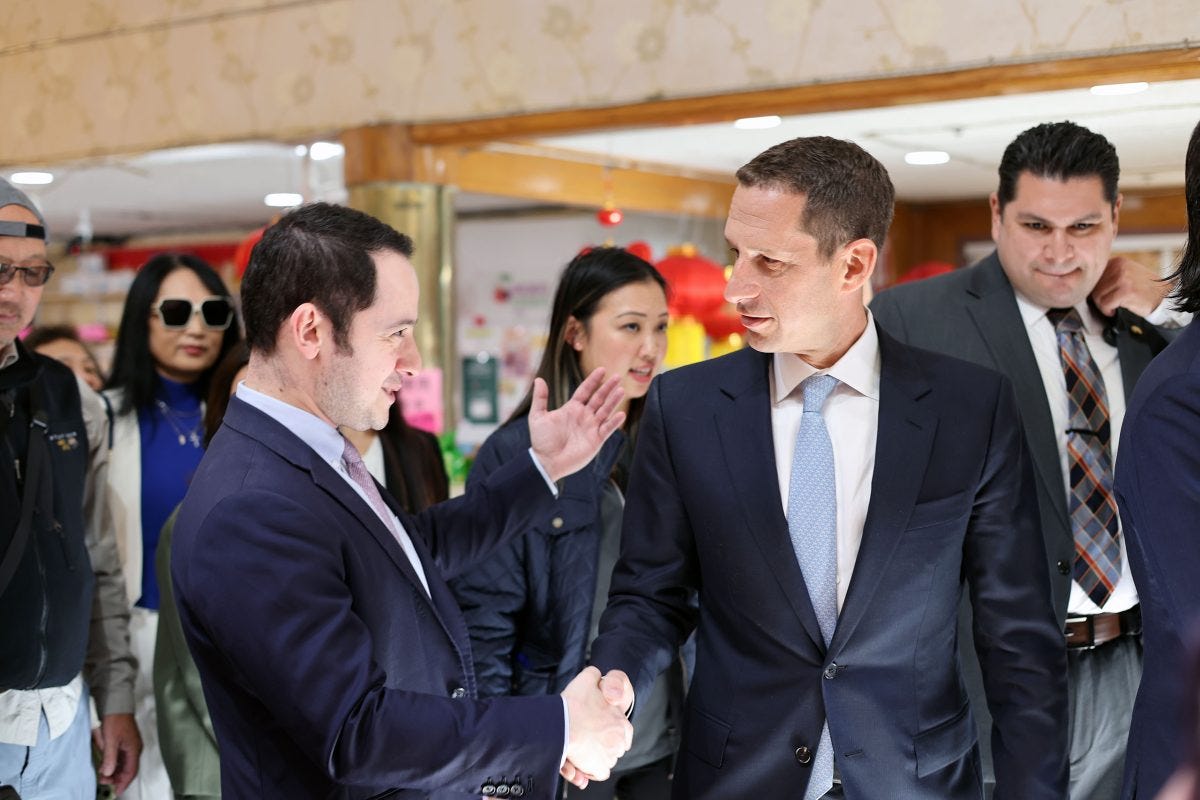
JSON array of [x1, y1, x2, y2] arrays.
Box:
[[0, 178, 141, 797]]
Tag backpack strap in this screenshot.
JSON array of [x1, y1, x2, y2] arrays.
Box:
[[0, 380, 54, 597]]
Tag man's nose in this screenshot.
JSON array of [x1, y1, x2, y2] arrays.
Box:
[[724, 257, 755, 304]]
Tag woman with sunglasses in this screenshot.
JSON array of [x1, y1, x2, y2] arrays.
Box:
[[103, 252, 241, 800]]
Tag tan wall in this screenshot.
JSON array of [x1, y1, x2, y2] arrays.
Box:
[[4, 0, 1200, 164]]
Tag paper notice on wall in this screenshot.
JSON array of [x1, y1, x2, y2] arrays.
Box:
[[399, 368, 444, 434]]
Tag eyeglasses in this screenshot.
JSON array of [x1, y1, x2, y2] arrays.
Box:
[[0, 261, 55, 287], [152, 296, 235, 330]]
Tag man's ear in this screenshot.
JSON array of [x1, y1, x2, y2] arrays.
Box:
[[287, 303, 325, 361], [1111, 192, 1123, 236], [840, 239, 877, 293]]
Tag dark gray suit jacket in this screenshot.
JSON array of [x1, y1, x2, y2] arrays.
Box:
[[871, 251, 1169, 783]]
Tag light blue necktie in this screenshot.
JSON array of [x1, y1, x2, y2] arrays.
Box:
[[786, 373, 839, 800]]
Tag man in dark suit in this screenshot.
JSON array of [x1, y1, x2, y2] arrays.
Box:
[[172, 202, 634, 799], [589, 136, 1067, 799], [1115, 117, 1200, 800], [872, 121, 1185, 799]]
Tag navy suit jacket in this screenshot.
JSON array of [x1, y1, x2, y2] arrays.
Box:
[[172, 398, 564, 800], [1115, 321, 1200, 799], [589, 325, 1068, 799]]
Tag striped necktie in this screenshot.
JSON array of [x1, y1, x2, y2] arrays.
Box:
[[1046, 307, 1121, 607]]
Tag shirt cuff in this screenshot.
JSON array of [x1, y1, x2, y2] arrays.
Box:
[[561, 696, 569, 768], [1144, 298, 1193, 328], [528, 448, 559, 498]]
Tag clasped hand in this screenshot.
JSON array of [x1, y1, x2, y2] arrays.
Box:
[[560, 666, 636, 789]]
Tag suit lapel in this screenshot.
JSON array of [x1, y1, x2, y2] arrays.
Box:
[[830, 328, 937, 655], [223, 399, 442, 615], [714, 349, 826, 653], [962, 256, 1069, 527]]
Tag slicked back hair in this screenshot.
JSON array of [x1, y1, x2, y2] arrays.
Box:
[[997, 121, 1120, 212]]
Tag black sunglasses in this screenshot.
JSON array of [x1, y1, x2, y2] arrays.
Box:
[[153, 296, 235, 330], [0, 261, 55, 287]]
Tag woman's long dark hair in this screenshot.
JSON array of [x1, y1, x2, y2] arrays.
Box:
[[1170, 118, 1200, 313], [105, 252, 241, 414], [201, 341, 251, 446], [509, 247, 667, 460]]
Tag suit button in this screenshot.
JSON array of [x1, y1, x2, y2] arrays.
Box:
[[795, 745, 813, 765], [450, 686, 466, 699], [551, 516, 564, 529], [510, 783, 525, 797], [1057, 559, 1070, 576], [495, 784, 510, 797], [823, 663, 839, 680], [481, 782, 496, 796]]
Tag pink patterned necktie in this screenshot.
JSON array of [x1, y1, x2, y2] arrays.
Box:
[[340, 436, 430, 595]]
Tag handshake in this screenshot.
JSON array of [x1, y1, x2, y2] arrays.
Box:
[[559, 666, 636, 789]]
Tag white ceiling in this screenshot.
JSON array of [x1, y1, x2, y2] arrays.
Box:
[[8, 78, 1200, 241]]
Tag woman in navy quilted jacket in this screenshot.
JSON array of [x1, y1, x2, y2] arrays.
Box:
[[453, 246, 684, 799]]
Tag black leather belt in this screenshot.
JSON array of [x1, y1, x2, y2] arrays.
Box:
[[1064, 605, 1141, 650]]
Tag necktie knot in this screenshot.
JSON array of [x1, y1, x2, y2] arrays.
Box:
[[1046, 307, 1083, 335], [801, 374, 838, 414]]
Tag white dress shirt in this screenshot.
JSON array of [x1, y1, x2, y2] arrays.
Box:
[[1012, 293, 1140, 615], [0, 675, 83, 747], [771, 313, 881, 613]]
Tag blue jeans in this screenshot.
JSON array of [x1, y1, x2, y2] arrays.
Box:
[[0, 686, 96, 800]]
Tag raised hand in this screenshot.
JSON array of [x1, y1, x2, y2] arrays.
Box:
[[529, 368, 625, 483], [560, 666, 634, 788], [1091, 255, 1170, 317]]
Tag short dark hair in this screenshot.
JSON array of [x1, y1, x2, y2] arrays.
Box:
[[241, 202, 413, 355], [735, 136, 895, 259], [106, 252, 241, 414], [1169, 118, 1200, 313], [997, 121, 1120, 212]]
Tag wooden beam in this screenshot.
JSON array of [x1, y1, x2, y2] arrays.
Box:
[[417, 145, 735, 219], [341, 124, 416, 185], [411, 47, 1200, 145]]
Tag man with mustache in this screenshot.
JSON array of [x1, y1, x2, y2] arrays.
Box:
[[873, 120, 1188, 798]]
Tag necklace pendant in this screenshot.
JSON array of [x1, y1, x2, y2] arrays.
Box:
[[178, 434, 186, 446], [189, 431, 202, 448]]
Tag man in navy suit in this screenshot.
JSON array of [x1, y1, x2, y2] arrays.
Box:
[[1116, 117, 1200, 800], [172, 202, 634, 799], [589, 137, 1068, 799]]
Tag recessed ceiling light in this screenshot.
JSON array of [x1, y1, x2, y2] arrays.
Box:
[[904, 151, 950, 166], [264, 192, 303, 208], [309, 141, 345, 161], [1090, 82, 1149, 96], [733, 115, 782, 130], [293, 144, 308, 157], [10, 171, 53, 185]]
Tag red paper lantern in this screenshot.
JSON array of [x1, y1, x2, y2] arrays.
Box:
[[625, 240, 653, 262], [700, 302, 744, 339], [234, 226, 266, 278], [597, 205, 623, 227], [656, 247, 727, 319]]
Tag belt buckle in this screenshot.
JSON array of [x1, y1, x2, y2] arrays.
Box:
[[1064, 615, 1096, 650]]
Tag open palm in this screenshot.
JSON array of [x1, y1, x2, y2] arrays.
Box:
[[528, 368, 626, 483]]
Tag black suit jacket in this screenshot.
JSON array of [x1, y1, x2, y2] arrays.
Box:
[[590, 326, 1067, 799], [173, 398, 564, 799]]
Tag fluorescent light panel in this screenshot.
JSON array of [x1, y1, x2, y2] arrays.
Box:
[[10, 171, 53, 185], [1090, 82, 1149, 96], [904, 151, 950, 165], [264, 192, 303, 207], [733, 115, 781, 130]]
